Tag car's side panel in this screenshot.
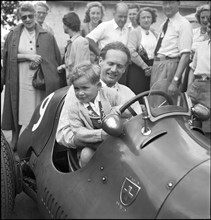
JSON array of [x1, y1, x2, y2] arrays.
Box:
[[33, 114, 210, 219], [17, 86, 69, 159]]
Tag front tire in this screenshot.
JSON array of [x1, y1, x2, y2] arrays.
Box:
[[1, 130, 16, 219]]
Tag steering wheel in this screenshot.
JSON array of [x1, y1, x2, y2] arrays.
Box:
[[120, 90, 174, 114]]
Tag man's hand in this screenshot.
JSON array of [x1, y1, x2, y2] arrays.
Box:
[[110, 106, 121, 115], [101, 129, 109, 141], [168, 82, 178, 96], [144, 67, 152, 77], [57, 64, 66, 73]]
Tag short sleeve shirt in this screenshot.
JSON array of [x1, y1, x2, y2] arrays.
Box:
[[86, 19, 131, 49]]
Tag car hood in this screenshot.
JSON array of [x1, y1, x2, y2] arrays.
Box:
[[156, 159, 210, 219]]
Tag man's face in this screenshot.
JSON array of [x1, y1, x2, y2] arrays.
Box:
[[35, 5, 48, 25], [162, 1, 180, 18], [114, 7, 128, 28], [73, 76, 101, 104], [128, 8, 138, 25], [99, 49, 128, 87]]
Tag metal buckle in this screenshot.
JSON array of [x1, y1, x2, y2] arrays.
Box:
[[201, 75, 208, 81]]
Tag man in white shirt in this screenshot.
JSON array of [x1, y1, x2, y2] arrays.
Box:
[[56, 41, 142, 149], [98, 42, 141, 113], [86, 2, 130, 57], [150, 1, 193, 96]]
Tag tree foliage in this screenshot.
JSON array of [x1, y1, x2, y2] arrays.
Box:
[[1, 1, 20, 27]]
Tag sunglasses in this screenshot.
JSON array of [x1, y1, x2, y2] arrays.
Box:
[[21, 14, 34, 21]]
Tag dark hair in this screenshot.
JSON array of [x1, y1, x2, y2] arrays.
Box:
[[136, 7, 158, 25], [195, 4, 210, 24], [71, 61, 100, 85], [18, 2, 35, 16], [83, 1, 104, 23], [63, 11, 81, 32], [34, 2, 49, 11], [128, 3, 140, 11], [100, 41, 131, 66]]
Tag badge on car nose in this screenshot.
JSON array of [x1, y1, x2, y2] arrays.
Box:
[[120, 177, 141, 207]]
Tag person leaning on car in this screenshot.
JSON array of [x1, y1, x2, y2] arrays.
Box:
[[150, 1, 193, 96], [56, 42, 142, 167]]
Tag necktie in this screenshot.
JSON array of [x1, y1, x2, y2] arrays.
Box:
[[86, 101, 105, 129], [154, 18, 169, 56]]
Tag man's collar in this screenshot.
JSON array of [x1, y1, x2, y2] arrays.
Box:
[[168, 11, 180, 22], [112, 19, 127, 30], [100, 79, 119, 91]]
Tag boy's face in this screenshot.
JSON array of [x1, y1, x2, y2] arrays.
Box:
[[73, 76, 101, 103]]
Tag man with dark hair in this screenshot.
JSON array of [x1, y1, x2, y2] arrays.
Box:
[[34, 2, 54, 35], [56, 41, 142, 155], [57, 12, 90, 85], [127, 3, 140, 29], [150, 1, 193, 96]]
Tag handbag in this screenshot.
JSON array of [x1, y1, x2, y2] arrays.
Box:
[[32, 65, 45, 90]]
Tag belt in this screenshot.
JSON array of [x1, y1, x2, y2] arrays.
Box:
[[154, 56, 179, 61], [194, 74, 210, 81]]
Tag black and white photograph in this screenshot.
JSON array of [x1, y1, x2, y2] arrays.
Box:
[[1, 1, 210, 219]]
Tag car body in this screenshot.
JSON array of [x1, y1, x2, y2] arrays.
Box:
[[1, 80, 210, 219]]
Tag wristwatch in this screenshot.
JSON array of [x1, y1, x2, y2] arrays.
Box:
[[173, 76, 179, 82], [172, 76, 179, 86]]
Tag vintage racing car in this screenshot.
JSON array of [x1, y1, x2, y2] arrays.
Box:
[[1, 80, 210, 219]]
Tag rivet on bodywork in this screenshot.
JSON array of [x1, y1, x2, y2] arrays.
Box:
[[167, 182, 174, 189], [100, 166, 104, 171], [88, 178, 91, 182], [102, 176, 107, 183]]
